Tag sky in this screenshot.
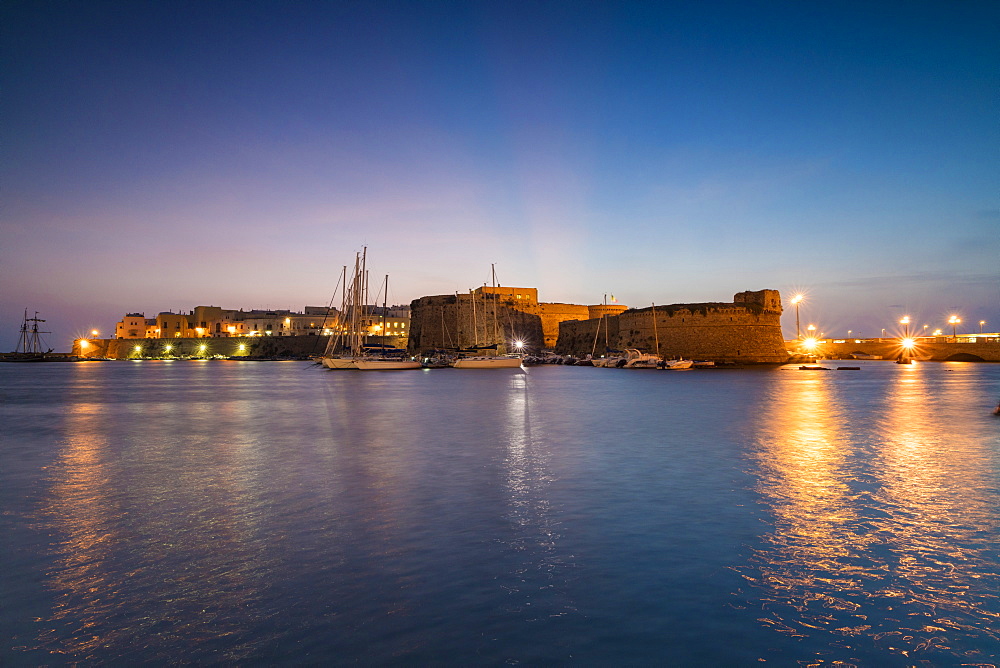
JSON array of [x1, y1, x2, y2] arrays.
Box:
[[2, 0, 998, 348]]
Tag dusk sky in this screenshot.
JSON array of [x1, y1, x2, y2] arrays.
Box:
[[3, 1, 997, 348]]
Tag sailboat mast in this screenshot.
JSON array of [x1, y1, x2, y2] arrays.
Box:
[[381, 274, 388, 346], [652, 303, 660, 357], [491, 264, 500, 350], [17, 309, 29, 353], [323, 265, 348, 356], [351, 251, 363, 354], [470, 289, 478, 347], [591, 311, 602, 357]]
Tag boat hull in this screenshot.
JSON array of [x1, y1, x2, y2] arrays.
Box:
[[322, 357, 358, 369], [452, 357, 522, 369], [354, 359, 421, 370]]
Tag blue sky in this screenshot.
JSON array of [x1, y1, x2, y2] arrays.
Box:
[[2, 0, 997, 347]]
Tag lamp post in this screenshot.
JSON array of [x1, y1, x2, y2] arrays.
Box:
[[791, 294, 803, 339], [948, 315, 961, 338], [881, 328, 886, 338], [980, 320, 986, 333], [900, 315, 910, 338]]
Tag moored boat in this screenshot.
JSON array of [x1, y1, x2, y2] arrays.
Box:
[[355, 358, 421, 370], [623, 348, 661, 368], [452, 355, 522, 369]]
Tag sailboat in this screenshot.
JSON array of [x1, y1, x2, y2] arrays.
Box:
[[624, 303, 663, 369], [355, 275, 420, 370], [452, 265, 522, 369], [591, 297, 626, 367], [2, 310, 57, 362], [320, 250, 368, 370]]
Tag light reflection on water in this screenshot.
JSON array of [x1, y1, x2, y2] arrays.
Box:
[[744, 362, 1000, 664], [1, 360, 999, 664]]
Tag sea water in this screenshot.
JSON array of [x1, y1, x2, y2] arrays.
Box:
[[2, 360, 999, 665]]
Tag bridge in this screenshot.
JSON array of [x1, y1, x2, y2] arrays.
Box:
[[786, 336, 1000, 363]]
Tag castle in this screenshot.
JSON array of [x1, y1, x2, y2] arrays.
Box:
[[408, 288, 787, 363], [406, 287, 628, 353]]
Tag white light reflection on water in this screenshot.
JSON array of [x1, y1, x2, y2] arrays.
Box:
[[743, 363, 1000, 664], [500, 370, 574, 624]]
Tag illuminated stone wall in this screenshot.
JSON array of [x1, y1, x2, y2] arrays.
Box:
[[555, 289, 788, 363], [70, 334, 405, 359], [408, 294, 544, 352]]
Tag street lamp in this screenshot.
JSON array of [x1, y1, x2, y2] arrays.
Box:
[[948, 315, 961, 337], [881, 328, 886, 338], [980, 320, 986, 333], [791, 294, 804, 339], [900, 315, 910, 338]]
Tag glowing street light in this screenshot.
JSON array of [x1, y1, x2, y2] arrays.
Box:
[[790, 294, 804, 339], [900, 315, 910, 338], [948, 315, 961, 337], [980, 320, 986, 333], [91, 329, 99, 338]]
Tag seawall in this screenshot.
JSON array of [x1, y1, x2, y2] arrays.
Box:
[[72, 335, 405, 359]]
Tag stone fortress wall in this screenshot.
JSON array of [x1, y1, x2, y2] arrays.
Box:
[[555, 289, 788, 363], [407, 288, 632, 353], [407, 293, 545, 353]]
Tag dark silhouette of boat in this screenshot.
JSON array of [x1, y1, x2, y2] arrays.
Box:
[[0, 309, 58, 362]]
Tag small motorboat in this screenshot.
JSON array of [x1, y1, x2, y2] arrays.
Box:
[[799, 365, 830, 370]]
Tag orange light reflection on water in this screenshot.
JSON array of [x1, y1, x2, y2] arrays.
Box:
[[744, 365, 1000, 663], [37, 389, 272, 661]]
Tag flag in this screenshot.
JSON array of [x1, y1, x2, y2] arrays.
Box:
[[610, 294, 617, 303]]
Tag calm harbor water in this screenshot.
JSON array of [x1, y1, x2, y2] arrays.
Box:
[[2, 360, 999, 665]]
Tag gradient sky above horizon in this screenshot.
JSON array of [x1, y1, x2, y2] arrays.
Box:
[[2, 1, 998, 347]]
